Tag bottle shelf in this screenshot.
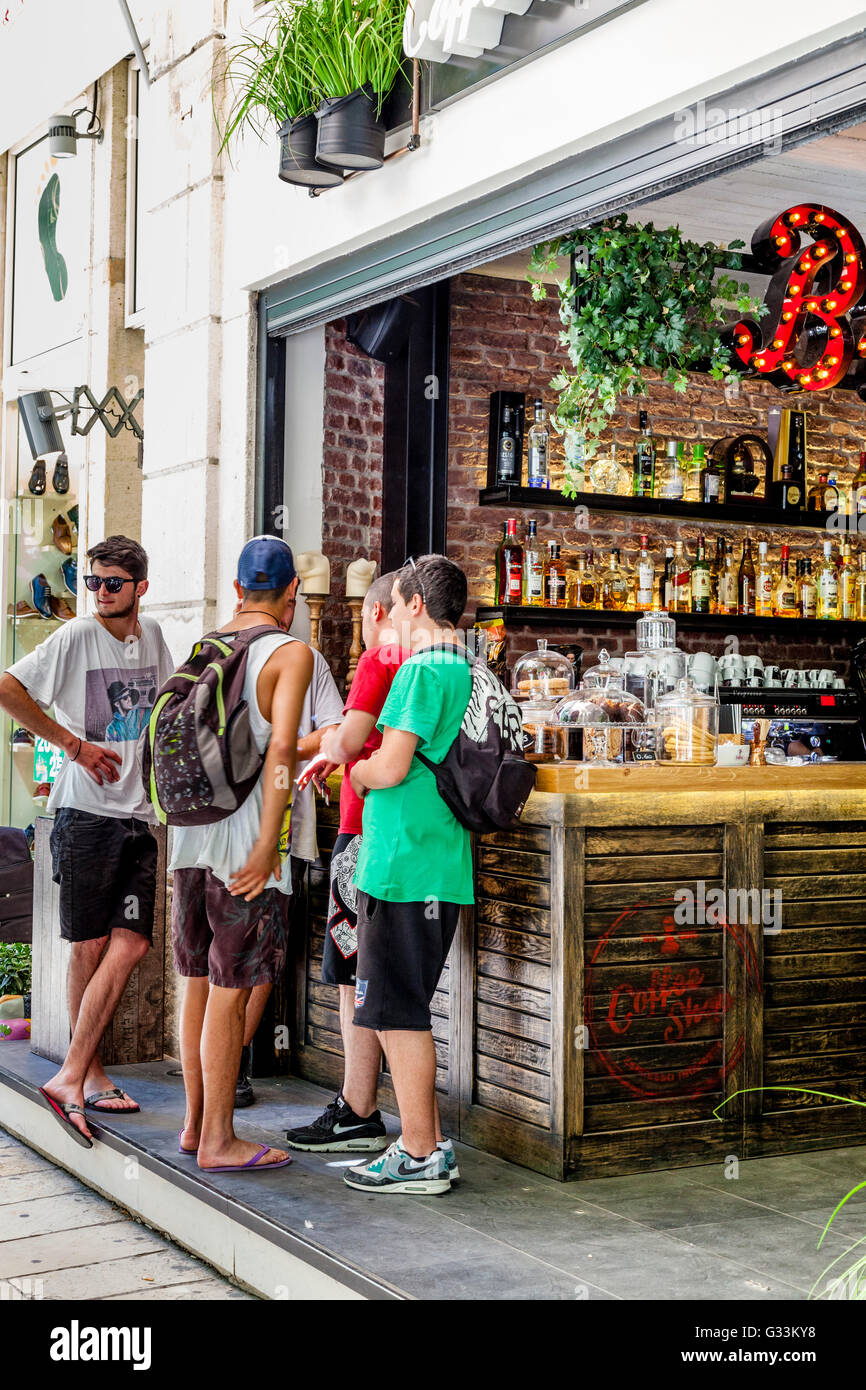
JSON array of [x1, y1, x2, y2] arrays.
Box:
[[479, 486, 838, 531], [476, 605, 866, 636]]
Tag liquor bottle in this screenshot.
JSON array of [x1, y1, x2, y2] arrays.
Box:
[[661, 545, 674, 609], [856, 552, 866, 621], [755, 541, 775, 618], [563, 416, 586, 492], [496, 405, 519, 484], [828, 473, 850, 517], [543, 541, 567, 607], [601, 549, 629, 611], [718, 544, 739, 616], [807, 472, 839, 512], [700, 447, 723, 505], [522, 519, 545, 606], [684, 443, 704, 504], [573, 551, 598, 609], [659, 441, 684, 501], [631, 411, 656, 498], [798, 557, 817, 619], [817, 540, 839, 619], [690, 535, 711, 614], [635, 534, 655, 611], [495, 518, 524, 605], [737, 538, 755, 616], [527, 399, 550, 488], [840, 542, 857, 619], [773, 544, 798, 618], [670, 540, 691, 614], [778, 463, 804, 511], [854, 452, 866, 518], [709, 535, 725, 613]]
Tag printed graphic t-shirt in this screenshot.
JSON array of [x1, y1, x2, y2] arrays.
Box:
[[353, 646, 474, 905], [339, 643, 408, 837], [7, 615, 175, 820]]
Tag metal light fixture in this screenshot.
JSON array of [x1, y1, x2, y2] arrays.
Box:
[[18, 390, 65, 457], [17, 386, 144, 450], [48, 108, 103, 159]]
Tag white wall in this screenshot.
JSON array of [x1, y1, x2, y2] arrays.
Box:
[[282, 325, 326, 643]]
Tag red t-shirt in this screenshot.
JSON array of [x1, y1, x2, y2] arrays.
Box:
[[339, 644, 409, 836]]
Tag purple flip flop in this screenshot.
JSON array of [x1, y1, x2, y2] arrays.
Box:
[[200, 1144, 292, 1174], [178, 1129, 198, 1155]]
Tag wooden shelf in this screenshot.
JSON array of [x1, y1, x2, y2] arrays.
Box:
[[480, 485, 835, 531], [476, 605, 866, 636]]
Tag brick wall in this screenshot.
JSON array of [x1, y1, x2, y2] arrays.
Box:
[[446, 272, 866, 678], [319, 319, 385, 686]]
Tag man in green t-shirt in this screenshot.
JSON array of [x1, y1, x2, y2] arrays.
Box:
[[344, 554, 473, 1196]]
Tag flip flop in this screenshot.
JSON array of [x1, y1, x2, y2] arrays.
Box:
[[84, 1087, 140, 1114], [199, 1145, 292, 1173], [178, 1129, 199, 1155], [37, 1087, 93, 1149]]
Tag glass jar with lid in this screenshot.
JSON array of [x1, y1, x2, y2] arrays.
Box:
[[512, 638, 574, 701], [623, 610, 687, 710], [520, 699, 568, 763], [655, 677, 719, 765], [556, 648, 649, 762]]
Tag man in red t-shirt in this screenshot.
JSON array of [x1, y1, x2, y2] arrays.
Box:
[[285, 572, 408, 1153]]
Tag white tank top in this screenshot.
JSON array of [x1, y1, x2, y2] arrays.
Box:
[[168, 630, 298, 893]]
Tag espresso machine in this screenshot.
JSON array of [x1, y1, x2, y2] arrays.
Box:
[[718, 662, 866, 762]]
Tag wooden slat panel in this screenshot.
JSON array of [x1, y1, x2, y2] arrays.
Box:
[[588, 958, 724, 989], [765, 874, 866, 900], [764, 824, 866, 848], [477, 923, 551, 964], [475, 975, 551, 1018], [307, 1002, 341, 1033], [585, 826, 725, 856], [585, 933, 721, 966], [477, 847, 551, 880], [476, 898, 550, 935], [766, 1025, 866, 1058], [585, 880, 723, 911], [477, 824, 551, 855], [584, 1006, 723, 1046], [584, 908, 719, 939], [476, 1026, 550, 1074], [307, 1022, 343, 1056], [476, 949, 549, 992], [764, 950, 866, 982], [765, 848, 866, 876], [765, 1001, 866, 1032], [476, 873, 550, 908], [475, 1080, 550, 1128], [764, 924, 866, 953], [765, 1052, 866, 1084], [476, 1001, 552, 1046], [584, 1095, 724, 1131], [476, 1052, 549, 1101], [765, 976, 866, 1007], [585, 853, 722, 884], [760, 1080, 866, 1112]]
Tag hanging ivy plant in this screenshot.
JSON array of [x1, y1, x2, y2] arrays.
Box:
[[527, 215, 767, 496]]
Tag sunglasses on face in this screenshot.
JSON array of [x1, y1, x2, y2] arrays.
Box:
[[84, 575, 136, 594]]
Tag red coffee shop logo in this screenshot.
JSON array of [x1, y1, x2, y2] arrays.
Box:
[[585, 900, 762, 1101]]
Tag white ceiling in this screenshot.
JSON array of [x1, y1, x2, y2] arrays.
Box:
[[475, 123, 866, 281]]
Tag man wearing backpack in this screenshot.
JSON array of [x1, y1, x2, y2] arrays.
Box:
[[0, 536, 174, 1147], [169, 536, 312, 1173], [343, 554, 473, 1196]]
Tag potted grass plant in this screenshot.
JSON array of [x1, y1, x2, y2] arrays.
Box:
[[216, 2, 343, 189], [303, 0, 407, 171]]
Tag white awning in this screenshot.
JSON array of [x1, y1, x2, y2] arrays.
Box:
[[0, 0, 143, 154]]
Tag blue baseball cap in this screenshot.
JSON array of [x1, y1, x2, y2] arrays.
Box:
[[237, 535, 296, 590]]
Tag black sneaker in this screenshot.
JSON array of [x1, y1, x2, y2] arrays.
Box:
[[285, 1094, 388, 1152], [234, 1046, 255, 1109]]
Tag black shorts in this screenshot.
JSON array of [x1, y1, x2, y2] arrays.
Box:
[[322, 832, 361, 986], [353, 892, 460, 1032], [50, 808, 157, 945]]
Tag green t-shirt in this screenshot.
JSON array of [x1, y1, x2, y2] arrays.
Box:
[[354, 646, 475, 905]]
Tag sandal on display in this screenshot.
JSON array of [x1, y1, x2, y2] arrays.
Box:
[[30, 574, 53, 619], [52, 514, 73, 553], [28, 460, 47, 495], [52, 452, 70, 494], [37, 1087, 93, 1149]]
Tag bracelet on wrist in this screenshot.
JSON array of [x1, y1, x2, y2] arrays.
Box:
[[70, 737, 82, 761]]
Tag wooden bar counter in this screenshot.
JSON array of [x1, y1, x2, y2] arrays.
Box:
[[292, 764, 866, 1179]]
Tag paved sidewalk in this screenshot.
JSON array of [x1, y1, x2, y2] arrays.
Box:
[[0, 1128, 256, 1301]]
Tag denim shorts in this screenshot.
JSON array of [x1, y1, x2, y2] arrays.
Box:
[[49, 808, 157, 944]]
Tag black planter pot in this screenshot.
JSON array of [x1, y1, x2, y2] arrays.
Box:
[[278, 115, 344, 188], [316, 87, 386, 172]]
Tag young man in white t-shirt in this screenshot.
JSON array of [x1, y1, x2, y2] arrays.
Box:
[[0, 536, 174, 1147]]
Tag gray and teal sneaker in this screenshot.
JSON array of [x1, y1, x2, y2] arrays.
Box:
[[343, 1140, 451, 1195], [437, 1137, 460, 1182]]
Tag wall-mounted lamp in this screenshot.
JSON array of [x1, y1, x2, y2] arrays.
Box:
[[18, 386, 144, 446], [48, 108, 103, 159]]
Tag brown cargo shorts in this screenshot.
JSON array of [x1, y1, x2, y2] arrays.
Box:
[[171, 865, 288, 989]]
